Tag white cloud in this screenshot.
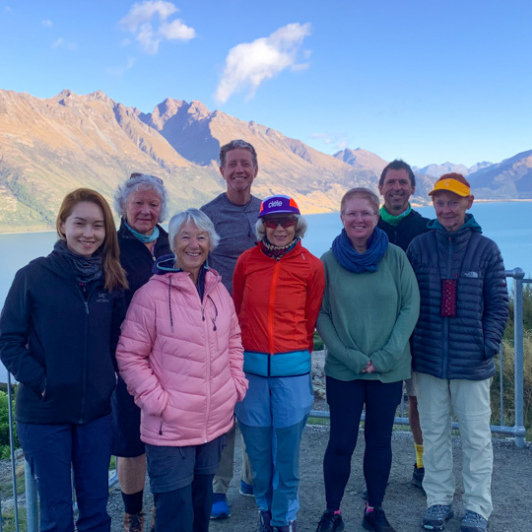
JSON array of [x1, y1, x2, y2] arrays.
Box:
[[42, 19, 53, 27], [106, 57, 136, 78], [52, 38, 77, 51], [215, 23, 312, 105], [311, 132, 349, 151], [119, 1, 195, 55]]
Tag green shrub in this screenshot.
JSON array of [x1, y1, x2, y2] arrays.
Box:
[[313, 331, 324, 351], [505, 282, 532, 341], [0, 389, 19, 458]]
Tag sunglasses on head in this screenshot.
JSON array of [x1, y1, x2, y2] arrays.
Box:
[[129, 173, 164, 184], [262, 217, 297, 229]]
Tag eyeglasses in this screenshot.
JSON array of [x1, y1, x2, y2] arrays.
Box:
[[342, 211, 377, 220], [262, 217, 297, 229]]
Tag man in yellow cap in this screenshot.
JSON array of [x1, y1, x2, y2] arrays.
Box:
[[407, 174, 508, 532]]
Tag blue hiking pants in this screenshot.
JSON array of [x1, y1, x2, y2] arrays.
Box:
[[235, 373, 313, 527], [18, 414, 112, 532]]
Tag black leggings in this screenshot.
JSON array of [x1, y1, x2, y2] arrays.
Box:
[[323, 376, 402, 509], [154, 473, 214, 532]]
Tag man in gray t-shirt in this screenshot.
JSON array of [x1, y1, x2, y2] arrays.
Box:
[[200, 139, 261, 519], [200, 192, 261, 295]]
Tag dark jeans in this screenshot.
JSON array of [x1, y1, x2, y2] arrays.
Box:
[[18, 414, 112, 532], [323, 377, 402, 509]]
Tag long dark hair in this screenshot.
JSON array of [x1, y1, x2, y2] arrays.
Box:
[[56, 188, 128, 291]]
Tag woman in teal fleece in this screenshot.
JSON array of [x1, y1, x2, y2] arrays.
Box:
[[315, 188, 420, 532]]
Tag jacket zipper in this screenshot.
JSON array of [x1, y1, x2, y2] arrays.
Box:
[[442, 234, 453, 380], [79, 283, 90, 423], [267, 259, 281, 375], [202, 276, 217, 443]]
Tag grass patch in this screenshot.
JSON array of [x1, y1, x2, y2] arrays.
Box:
[[1, 508, 28, 532]]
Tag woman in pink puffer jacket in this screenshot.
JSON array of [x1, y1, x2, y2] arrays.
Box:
[[116, 208, 248, 532]]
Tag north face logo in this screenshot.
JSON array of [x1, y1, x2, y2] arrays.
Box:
[[463, 271, 479, 278]]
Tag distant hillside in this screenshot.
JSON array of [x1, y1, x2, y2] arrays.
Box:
[[467, 150, 532, 199], [415, 161, 493, 178], [0, 89, 530, 232]]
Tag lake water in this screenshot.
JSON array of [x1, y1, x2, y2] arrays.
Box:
[[0, 201, 530, 381]]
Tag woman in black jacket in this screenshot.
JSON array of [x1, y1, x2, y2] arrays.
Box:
[[0, 188, 128, 532], [111, 173, 171, 532]]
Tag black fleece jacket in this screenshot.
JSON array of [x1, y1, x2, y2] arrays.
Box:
[[0, 251, 124, 424]]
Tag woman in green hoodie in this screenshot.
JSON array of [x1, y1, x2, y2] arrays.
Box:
[[315, 187, 420, 532]]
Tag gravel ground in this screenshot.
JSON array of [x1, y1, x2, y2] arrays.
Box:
[[108, 425, 532, 532]]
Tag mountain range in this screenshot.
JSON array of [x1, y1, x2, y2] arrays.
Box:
[[0, 89, 530, 232]]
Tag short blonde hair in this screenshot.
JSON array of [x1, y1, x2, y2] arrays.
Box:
[[340, 187, 380, 214]]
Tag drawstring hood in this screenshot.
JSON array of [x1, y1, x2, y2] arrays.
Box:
[[151, 255, 220, 334]]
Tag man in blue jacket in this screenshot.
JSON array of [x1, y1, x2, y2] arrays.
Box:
[[407, 173, 508, 532]]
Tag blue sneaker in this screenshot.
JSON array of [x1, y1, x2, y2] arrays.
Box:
[[239, 479, 254, 497], [461, 510, 488, 532], [423, 504, 453, 530], [210, 493, 230, 520]]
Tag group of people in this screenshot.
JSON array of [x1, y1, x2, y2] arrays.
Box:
[[0, 139, 508, 532]]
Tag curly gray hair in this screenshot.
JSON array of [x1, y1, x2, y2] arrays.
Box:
[[114, 173, 168, 222]]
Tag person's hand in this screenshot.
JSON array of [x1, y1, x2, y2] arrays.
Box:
[[361, 361, 377, 373]]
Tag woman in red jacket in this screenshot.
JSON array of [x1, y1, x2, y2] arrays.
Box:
[[233, 195, 325, 532]]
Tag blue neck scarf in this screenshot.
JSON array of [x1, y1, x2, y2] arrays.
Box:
[[331, 227, 389, 273], [124, 219, 160, 243]]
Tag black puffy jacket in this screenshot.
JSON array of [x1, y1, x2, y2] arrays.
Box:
[[406, 215, 508, 380], [0, 251, 125, 424]]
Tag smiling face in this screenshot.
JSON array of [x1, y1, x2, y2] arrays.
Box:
[[219, 148, 258, 203], [125, 188, 162, 235], [174, 220, 210, 278], [263, 216, 297, 247], [60, 201, 106, 257], [433, 190, 474, 232], [341, 197, 379, 252], [378, 168, 415, 215]]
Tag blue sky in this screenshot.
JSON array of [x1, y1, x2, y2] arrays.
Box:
[[1, 0, 531, 167]]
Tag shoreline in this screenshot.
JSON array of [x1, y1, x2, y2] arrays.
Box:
[[1, 199, 531, 234]]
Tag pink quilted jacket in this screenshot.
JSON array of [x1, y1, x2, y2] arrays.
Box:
[[116, 268, 248, 447]]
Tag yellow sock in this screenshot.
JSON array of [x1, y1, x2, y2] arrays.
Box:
[[415, 443, 424, 468]]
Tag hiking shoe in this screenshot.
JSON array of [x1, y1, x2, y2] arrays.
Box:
[[461, 510, 488, 532], [316, 509, 345, 532], [258, 510, 272, 532], [423, 505, 454, 531], [123, 512, 144, 532], [210, 493, 230, 519], [412, 464, 425, 489], [240, 479, 254, 497], [362, 506, 396, 531], [273, 521, 296, 532]]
